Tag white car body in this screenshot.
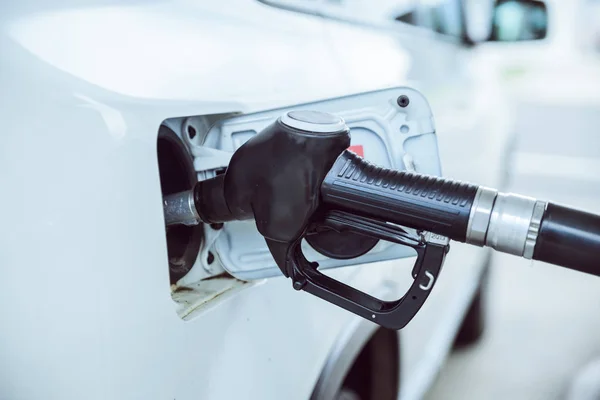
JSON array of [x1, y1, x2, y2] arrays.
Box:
[[0, 1, 512, 399]]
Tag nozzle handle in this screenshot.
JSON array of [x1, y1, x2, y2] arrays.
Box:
[[321, 150, 478, 242]]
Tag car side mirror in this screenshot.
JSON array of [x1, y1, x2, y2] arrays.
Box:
[[489, 0, 548, 42]]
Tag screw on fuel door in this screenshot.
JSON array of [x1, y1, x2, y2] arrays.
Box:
[[397, 95, 410, 108]]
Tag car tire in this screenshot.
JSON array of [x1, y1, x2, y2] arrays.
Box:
[[452, 253, 491, 349], [335, 328, 399, 400]]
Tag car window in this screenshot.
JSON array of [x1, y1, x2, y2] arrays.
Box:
[[396, 0, 464, 38], [493, 0, 547, 41]]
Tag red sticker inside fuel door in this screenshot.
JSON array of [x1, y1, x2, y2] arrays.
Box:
[[348, 145, 364, 157]]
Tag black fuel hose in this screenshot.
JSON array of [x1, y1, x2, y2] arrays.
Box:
[[532, 203, 600, 275]]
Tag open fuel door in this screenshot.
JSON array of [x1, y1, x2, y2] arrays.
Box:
[[174, 87, 441, 285]]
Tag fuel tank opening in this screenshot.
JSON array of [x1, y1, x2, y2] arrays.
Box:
[[157, 125, 203, 284]]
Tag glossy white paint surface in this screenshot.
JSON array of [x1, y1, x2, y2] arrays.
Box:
[[0, 1, 511, 399]]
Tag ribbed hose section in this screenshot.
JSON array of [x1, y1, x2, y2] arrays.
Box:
[[321, 150, 478, 242]]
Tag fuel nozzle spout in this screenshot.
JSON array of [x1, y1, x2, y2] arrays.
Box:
[[163, 174, 232, 227], [163, 190, 198, 227]]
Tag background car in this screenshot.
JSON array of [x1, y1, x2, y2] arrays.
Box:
[[0, 0, 546, 399]]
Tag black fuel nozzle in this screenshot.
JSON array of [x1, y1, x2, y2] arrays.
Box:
[[164, 111, 450, 329], [164, 110, 600, 330]]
